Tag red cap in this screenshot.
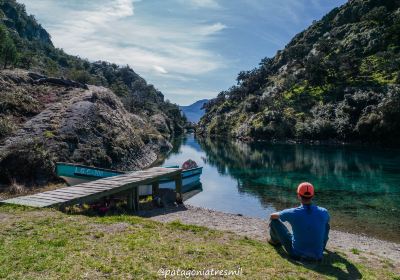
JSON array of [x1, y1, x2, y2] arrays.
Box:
[[297, 182, 314, 198]]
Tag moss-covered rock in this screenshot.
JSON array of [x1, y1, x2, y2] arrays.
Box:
[[0, 70, 172, 186]]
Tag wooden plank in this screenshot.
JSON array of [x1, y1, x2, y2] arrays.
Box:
[[47, 192, 94, 200], [76, 186, 116, 191], [20, 195, 63, 203], [47, 192, 94, 199], [9, 196, 58, 206], [63, 186, 108, 192], [33, 192, 77, 201], [110, 179, 144, 184], [35, 194, 77, 201], [52, 188, 99, 195], [95, 177, 133, 182], [70, 186, 111, 192], [87, 180, 123, 184], [105, 174, 133, 179], [68, 186, 113, 191], [2, 198, 51, 207], [42, 191, 87, 199], [80, 182, 118, 187], [30, 194, 68, 203], [106, 176, 150, 181]]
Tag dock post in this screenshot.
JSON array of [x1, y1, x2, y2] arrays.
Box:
[[134, 187, 139, 211], [175, 173, 183, 204], [152, 181, 159, 200], [127, 189, 134, 211]]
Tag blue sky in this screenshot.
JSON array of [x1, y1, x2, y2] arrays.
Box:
[[20, 0, 346, 105]]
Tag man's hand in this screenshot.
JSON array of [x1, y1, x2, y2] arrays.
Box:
[[270, 212, 280, 220]]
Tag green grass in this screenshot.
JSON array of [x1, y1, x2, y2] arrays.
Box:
[[0, 205, 398, 279], [43, 130, 55, 139], [351, 248, 360, 255]]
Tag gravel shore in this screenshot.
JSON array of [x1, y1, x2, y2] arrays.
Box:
[[139, 204, 400, 266]]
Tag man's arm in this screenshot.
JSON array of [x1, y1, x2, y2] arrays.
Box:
[[270, 212, 280, 220]]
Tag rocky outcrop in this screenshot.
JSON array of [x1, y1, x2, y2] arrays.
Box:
[[28, 72, 88, 89], [0, 70, 171, 186]]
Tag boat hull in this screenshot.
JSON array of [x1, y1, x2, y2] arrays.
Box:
[[56, 162, 203, 195], [139, 167, 202, 195]]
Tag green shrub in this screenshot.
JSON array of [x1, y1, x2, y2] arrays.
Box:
[[0, 116, 16, 139], [0, 139, 56, 186]]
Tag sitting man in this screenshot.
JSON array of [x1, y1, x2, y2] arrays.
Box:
[[268, 182, 330, 261]]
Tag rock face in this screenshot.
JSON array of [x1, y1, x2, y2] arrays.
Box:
[[0, 70, 171, 186], [198, 0, 400, 145]]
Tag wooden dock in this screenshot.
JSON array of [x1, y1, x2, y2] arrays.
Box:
[[1, 167, 182, 210]]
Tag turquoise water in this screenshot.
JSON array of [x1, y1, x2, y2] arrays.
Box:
[[161, 134, 400, 242]]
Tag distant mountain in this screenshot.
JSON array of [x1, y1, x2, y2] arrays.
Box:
[[198, 0, 400, 145], [180, 99, 208, 123]]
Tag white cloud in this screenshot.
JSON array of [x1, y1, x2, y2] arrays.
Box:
[[153, 65, 168, 74], [184, 0, 220, 9], [198, 22, 226, 36], [23, 0, 227, 80]]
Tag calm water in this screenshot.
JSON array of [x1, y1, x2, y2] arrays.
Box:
[[160, 134, 400, 243]]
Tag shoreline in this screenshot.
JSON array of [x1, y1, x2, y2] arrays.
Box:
[[139, 204, 400, 266], [195, 133, 400, 150], [2, 184, 399, 268]]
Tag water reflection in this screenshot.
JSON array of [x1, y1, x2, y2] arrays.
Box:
[[160, 134, 400, 242]]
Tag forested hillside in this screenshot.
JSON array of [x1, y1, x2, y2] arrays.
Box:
[[198, 0, 400, 145], [0, 0, 185, 137], [0, 0, 185, 186]]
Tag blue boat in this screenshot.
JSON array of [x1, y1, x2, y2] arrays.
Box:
[[56, 162, 203, 195]]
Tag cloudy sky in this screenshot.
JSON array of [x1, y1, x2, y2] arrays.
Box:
[[20, 0, 346, 105]]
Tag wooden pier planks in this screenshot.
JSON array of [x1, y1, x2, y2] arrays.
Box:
[[1, 167, 182, 209]]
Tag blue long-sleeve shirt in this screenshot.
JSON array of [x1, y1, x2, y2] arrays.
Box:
[[279, 204, 330, 259]]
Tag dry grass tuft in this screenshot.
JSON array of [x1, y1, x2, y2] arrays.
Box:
[[7, 179, 27, 195]]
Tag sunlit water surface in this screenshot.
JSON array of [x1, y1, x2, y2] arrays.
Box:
[[160, 134, 400, 242]]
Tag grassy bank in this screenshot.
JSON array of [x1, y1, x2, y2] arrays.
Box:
[[0, 205, 398, 279]]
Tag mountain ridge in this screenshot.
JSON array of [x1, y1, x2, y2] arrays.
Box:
[[180, 99, 208, 123], [198, 0, 400, 145]]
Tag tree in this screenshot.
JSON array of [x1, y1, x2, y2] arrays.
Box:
[[0, 24, 7, 42], [2, 37, 17, 68], [0, 25, 17, 69], [18, 50, 36, 69]]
